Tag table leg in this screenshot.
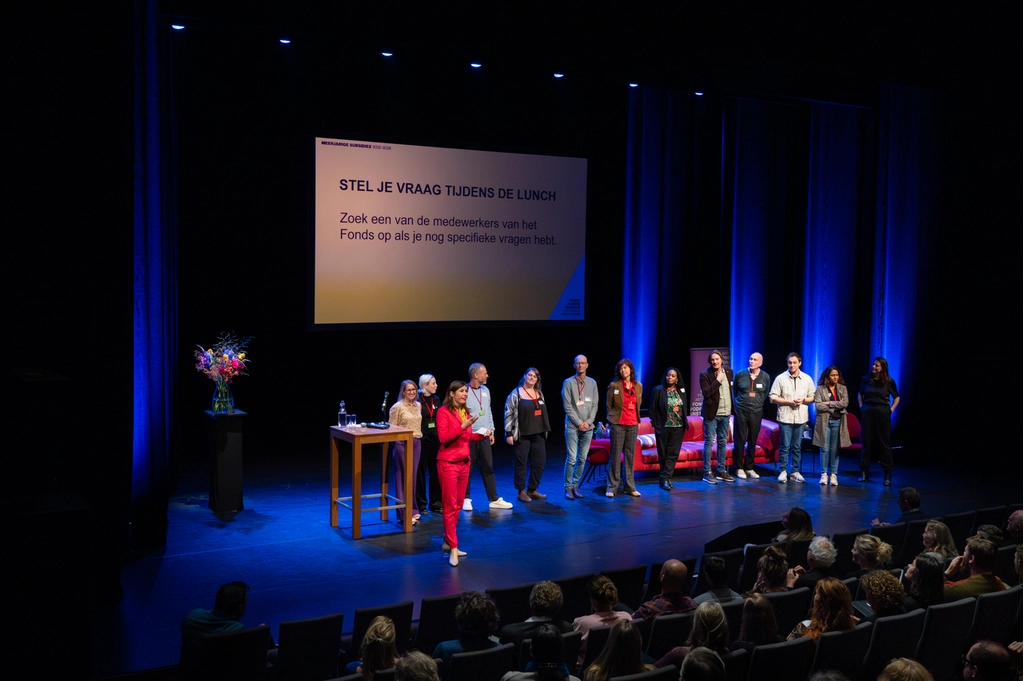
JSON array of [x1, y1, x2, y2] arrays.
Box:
[[403, 433, 414, 533], [351, 436, 362, 540], [330, 435, 339, 527], [380, 443, 389, 522]]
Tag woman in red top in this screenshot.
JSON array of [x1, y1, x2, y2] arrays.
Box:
[[436, 380, 478, 566], [605, 359, 642, 498]]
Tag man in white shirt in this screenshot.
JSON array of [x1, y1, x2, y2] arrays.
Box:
[[769, 352, 815, 483]]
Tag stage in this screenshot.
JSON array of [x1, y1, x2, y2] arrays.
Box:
[[90, 440, 1017, 676]]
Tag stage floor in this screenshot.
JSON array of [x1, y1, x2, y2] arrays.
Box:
[[91, 442, 1019, 676]]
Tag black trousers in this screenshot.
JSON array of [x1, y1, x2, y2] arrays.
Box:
[[734, 408, 763, 470], [466, 437, 499, 502], [860, 406, 893, 474], [655, 426, 685, 479], [420, 437, 441, 509], [514, 434, 546, 492]]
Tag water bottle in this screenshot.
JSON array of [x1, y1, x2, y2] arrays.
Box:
[[337, 400, 347, 427]]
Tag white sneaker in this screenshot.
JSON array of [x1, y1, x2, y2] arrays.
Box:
[[746, 469, 760, 479], [462, 498, 473, 511], [489, 497, 513, 509], [792, 472, 805, 483], [736, 469, 748, 479], [778, 471, 788, 483], [820, 474, 829, 485], [830, 474, 838, 486]]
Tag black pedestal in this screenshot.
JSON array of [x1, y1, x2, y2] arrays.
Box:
[[206, 410, 247, 513]]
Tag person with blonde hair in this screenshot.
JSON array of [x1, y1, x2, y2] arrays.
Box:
[[788, 577, 857, 641], [876, 658, 934, 681], [845, 534, 893, 579], [395, 650, 440, 681], [922, 520, 959, 562], [581, 619, 651, 681], [344, 615, 398, 680], [654, 601, 730, 670]]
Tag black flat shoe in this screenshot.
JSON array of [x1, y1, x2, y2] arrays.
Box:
[[659, 480, 671, 491], [858, 472, 869, 482]]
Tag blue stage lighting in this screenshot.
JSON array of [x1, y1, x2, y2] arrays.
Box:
[[554, 73, 564, 78], [381, 51, 393, 57], [695, 91, 703, 96], [171, 24, 185, 30], [470, 62, 482, 68], [279, 38, 291, 44], [629, 83, 639, 88]]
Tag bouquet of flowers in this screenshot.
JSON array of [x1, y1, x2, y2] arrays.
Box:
[[195, 332, 252, 413]]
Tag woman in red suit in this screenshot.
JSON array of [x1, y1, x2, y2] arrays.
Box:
[[436, 380, 478, 566]]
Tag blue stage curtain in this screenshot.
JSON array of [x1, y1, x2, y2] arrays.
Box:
[[132, 0, 177, 546], [801, 103, 873, 385]]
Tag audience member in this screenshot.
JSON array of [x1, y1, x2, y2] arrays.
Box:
[[572, 576, 632, 666], [395, 651, 440, 681], [750, 545, 790, 594], [774, 507, 815, 542], [845, 534, 893, 579], [502, 623, 580, 681], [859, 570, 906, 620], [499, 581, 573, 649], [693, 556, 743, 605], [787, 577, 856, 641], [944, 537, 1007, 599], [432, 591, 500, 679], [962, 640, 1014, 681], [345, 615, 397, 680], [1003, 511, 1023, 547], [976, 524, 1006, 546], [904, 552, 946, 610], [680, 647, 726, 681], [180, 581, 251, 676], [872, 487, 926, 527], [807, 672, 853, 681], [632, 559, 697, 622], [876, 658, 934, 681], [787, 536, 839, 590], [731, 593, 780, 652], [581, 619, 651, 681], [654, 601, 730, 670], [922, 520, 959, 563]]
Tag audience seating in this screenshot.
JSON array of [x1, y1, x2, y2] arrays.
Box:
[[809, 621, 872, 680], [764, 587, 811, 636], [915, 596, 975, 681], [738, 543, 783, 594], [721, 648, 748, 681], [344, 601, 413, 663], [972, 505, 1008, 534], [196, 624, 270, 681], [447, 642, 514, 681], [552, 573, 595, 622], [485, 583, 536, 628], [897, 518, 930, 568], [579, 624, 612, 675], [600, 564, 648, 611], [862, 609, 926, 681], [373, 670, 396, 681], [747, 636, 816, 681], [943, 510, 976, 550], [720, 598, 744, 643], [786, 538, 812, 571], [830, 527, 869, 577], [968, 584, 1022, 646], [411, 593, 462, 657], [868, 521, 907, 566], [691, 550, 740, 600], [644, 611, 694, 660], [517, 630, 582, 674], [995, 544, 1019, 587], [275, 612, 343, 681]]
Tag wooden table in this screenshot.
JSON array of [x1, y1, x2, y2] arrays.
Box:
[[329, 425, 414, 539]]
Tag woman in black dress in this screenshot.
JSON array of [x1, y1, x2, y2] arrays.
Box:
[[858, 356, 900, 485]]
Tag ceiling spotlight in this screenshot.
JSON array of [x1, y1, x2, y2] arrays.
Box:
[[629, 83, 638, 88], [381, 51, 393, 57], [695, 91, 704, 96], [279, 38, 291, 44], [470, 62, 482, 68], [553, 73, 564, 78], [171, 24, 185, 30]]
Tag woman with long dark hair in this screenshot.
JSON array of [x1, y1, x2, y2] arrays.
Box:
[[731, 593, 780, 652], [813, 365, 850, 486], [774, 507, 815, 542], [649, 366, 687, 491], [904, 551, 946, 610], [605, 359, 642, 498], [436, 381, 478, 566], [858, 356, 900, 485], [504, 367, 551, 503], [502, 623, 580, 681]]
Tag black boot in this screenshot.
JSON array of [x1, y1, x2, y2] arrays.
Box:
[[858, 469, 869, 482], [659, 478, 672, 491]]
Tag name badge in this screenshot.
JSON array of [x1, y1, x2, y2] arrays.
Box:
[[672, 406, 679, 412], [755, 383, 763, 388], [749, 392, 756, 397], [614, 389, 620, 395], [538, 400, 544, 405], [585, 397, 592, 401], [577, 400, 584, 407], [478, 410, 485, 416], [428, 422, 436, 428], [534, 409, 542, 416]]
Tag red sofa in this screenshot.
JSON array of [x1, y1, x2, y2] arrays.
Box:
[[585, 415, 780, 478]]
